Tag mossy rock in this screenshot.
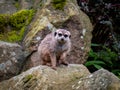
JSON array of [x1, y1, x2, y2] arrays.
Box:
[[23, 74, 33, 83], [10, 9, 35, 30], [0, 14, 10, 32], [0, 9, 35, 42]]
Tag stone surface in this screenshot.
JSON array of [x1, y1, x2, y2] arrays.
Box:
[[22, 51, 40, 71], [19, 0, 43, 9], [0, 65, 119, 90], [0, 64, 90, 90], [0, 0, 17, 14], [72, 69, 120, 90], [0, 41, 25, 81], [23, 0, 93, 70]]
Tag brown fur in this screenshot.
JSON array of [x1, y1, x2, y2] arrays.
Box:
[[38, 29, 71, 69]]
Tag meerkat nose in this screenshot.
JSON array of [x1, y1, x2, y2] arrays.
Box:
[[61, 38, 64, 41]]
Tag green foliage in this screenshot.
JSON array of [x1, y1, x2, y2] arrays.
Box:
[[52, 0, 66, 10], [0, 9, 35, 42], [85, 44, 119, 78], [85, 60, 105, 69], [97, 47, 118, 65]]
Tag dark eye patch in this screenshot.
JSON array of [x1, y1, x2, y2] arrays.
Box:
[[58, 33, 62, 37], [54, 32, 57, 36], [64, 34, 68, 38]]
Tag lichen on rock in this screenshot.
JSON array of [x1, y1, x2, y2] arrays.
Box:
[[52, 0, 67, 10]]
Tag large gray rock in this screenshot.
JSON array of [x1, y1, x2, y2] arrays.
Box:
[[0, 41, 25, 81], [0, 65, 119, 90], [0, 0, 17, 14], [23, 0, 93, 70], [0, 64, 90, 90], [19, 0, 42, 9], [72, 69, 120, 90]]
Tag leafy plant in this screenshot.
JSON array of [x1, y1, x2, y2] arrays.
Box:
[[85, 60, 105, 69], [85, 43, 119, 78]]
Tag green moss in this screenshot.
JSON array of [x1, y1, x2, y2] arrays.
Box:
[[0, 9, 35, 42], [7, 27, 25, 42], [52, 0, 66, 10], [10, 9, 35, 30], [0, 14, 9, 24], [0, 27, 25, 42], [0, 14, 10, 32]]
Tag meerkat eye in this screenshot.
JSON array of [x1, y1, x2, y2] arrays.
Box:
[[54, 32, 57, 36], [58, 33, 62, 37], [64, 34, 68, 38]]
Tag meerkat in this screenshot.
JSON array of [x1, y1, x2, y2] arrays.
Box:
[[38, 29, 71, 70]]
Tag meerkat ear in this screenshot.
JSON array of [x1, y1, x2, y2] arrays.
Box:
[[69, 34, 71, 38], [54, 31, 57, 36]]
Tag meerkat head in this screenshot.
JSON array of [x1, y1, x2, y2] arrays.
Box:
[[54, 29, 71, 44]]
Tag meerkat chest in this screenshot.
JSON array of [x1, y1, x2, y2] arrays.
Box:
[[55, 44, 67, 55]]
